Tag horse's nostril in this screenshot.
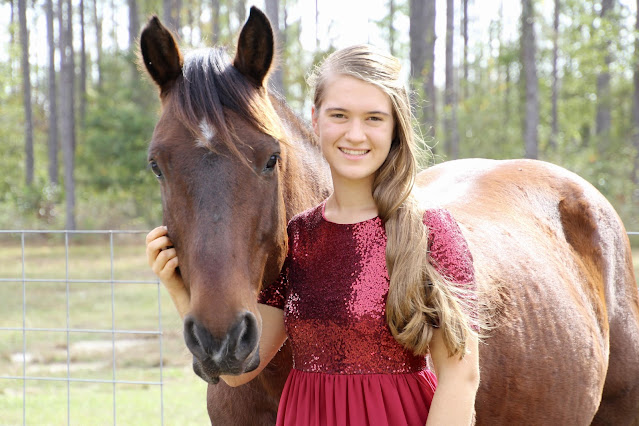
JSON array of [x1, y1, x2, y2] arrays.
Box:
[[183, 315, 213, 359], [183, 312, 259, 376], [235, 311, 258, 359]]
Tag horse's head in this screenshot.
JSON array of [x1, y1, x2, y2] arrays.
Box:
[[140, 7, 288, 383]]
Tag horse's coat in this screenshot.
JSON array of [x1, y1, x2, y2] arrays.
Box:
[[140, 7, 639, 425]]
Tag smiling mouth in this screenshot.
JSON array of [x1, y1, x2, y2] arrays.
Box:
[[340, 148, 370, 156]]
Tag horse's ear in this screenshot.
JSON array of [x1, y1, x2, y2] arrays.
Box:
[[140, 16, 183, 93], [233, 6, 274, 87]]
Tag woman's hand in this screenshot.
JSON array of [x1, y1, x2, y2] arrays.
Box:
[[146, 226, 190, 319]]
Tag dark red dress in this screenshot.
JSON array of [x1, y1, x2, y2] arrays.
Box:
[[258, 201, 475, 426]]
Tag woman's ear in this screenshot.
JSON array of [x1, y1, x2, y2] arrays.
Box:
[[311, 106, 319, 136]]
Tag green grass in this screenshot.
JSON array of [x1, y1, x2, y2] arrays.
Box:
[[0, 234, 209, 425]]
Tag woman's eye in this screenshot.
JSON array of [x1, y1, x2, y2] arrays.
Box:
[[263, 154, 279, 172], [149, 161, 163, 178], [331, 113, 346, 119]]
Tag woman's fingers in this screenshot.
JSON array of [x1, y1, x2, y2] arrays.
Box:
[[146, 235, 174, 268], [145, 226, 167, 244], [161, 256, 180, 281], [151, 247, 177, 275]]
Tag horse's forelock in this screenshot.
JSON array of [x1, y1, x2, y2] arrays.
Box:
[[171, 47, 286, 159]]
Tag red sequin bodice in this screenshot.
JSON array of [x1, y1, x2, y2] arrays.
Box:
[[258, 201, 475, 375]]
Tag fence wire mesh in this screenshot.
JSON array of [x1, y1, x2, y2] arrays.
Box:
[[0, 230, 187, 426]]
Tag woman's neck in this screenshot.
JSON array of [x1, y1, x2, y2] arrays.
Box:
[[324, 178, 378, 223]]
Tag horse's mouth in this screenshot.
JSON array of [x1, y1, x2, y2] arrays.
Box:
[[192, 349, 261, 385]]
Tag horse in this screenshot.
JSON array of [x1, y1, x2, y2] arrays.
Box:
[[139, 7, 639, 425]]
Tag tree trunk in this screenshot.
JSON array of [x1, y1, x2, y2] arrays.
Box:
[[444, 0, 458, 158], [265, 0, 284, 95], [163, 0, 172, 30], [550, 0, 559, 150], [236, 0, 246, 30], [128, 0, 139, 49], [175, 0, 182, 35], [163, 0, 180, 33], [79, 0, 87, 125], [46, 0, 59, 185], [59, 0, 76, 230], [211, 0, 220, 43], [521, 0, 539, 159], [186, 5, 194, 44], [19, 0, 34, 186], [505, 63, 511, 125], [10, 0, 16, 45], [633, 0, 639, 186], [410, 0, 437, 140], [389, 0, 396, 56], [282, 0, 289, 87], [315, 0, 319, 49], [595, 0, 613, 152], [128, 0, 140, 81], [92, 0, 103, 89], [462, 0, 468, 100]]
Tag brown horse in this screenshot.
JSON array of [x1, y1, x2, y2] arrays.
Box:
[[140, 7, 639, 425]]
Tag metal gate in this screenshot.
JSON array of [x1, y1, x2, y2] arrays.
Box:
[[0, 230, 185, 426]]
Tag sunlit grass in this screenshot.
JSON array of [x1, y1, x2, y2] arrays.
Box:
[[0, 236, 209, 425]]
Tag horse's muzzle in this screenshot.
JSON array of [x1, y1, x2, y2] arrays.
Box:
[[183, 311, 261, 384]]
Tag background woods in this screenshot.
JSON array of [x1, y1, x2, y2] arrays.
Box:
[[1, 0, 639, 232]]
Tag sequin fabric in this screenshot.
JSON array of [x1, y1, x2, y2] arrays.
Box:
[[258, 201, 476, 374]]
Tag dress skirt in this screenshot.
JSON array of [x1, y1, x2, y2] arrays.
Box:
[[276, 369, 438, 426]]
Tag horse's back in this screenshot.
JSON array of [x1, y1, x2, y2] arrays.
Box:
[[416, 159, 639, 425]]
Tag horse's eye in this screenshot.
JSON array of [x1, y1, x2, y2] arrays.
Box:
[[263, 154, 279, 172], [150, 160, 163, 178]]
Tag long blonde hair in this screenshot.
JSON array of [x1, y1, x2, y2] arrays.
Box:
[[309, 45, 477, 358]]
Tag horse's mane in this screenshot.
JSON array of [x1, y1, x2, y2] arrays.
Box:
[[169, 47, 287, 160]]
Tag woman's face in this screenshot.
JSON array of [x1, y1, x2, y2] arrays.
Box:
[[312, 74, 395, 189]]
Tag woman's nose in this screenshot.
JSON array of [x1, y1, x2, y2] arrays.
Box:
[[345, 120, 366, 143]]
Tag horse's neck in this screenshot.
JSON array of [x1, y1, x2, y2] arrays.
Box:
[[272, 97, 332, 220]]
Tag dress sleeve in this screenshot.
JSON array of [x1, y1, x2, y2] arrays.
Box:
[[423, 209, 478, 329], [257, 222, 295, 310], [257, 259, 290, 310]]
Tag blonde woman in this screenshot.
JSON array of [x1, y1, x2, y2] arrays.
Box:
[[147, 45, 479, 425]]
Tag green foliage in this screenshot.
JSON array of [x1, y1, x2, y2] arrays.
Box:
[[439, 0, 639, 232], [78, 52, 162, 229], [1, 0, 638, 233]]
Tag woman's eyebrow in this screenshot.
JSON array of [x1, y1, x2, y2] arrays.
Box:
[[324, 107, 391, 116]]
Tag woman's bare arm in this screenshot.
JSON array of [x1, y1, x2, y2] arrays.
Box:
[[426, 330, 480, 426]]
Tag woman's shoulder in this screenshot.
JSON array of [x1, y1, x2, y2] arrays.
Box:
[[421, 208, 463, 240], [422, 208, 474, 284]]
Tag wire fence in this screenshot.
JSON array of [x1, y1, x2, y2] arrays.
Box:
[[0, 230, 178, 426], [0, 229, 637, 425]]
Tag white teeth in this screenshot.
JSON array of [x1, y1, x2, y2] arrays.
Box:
[[340, 148, 368, 156]]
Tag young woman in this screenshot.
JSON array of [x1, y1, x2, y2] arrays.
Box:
[[147, 45, 479, 425]]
